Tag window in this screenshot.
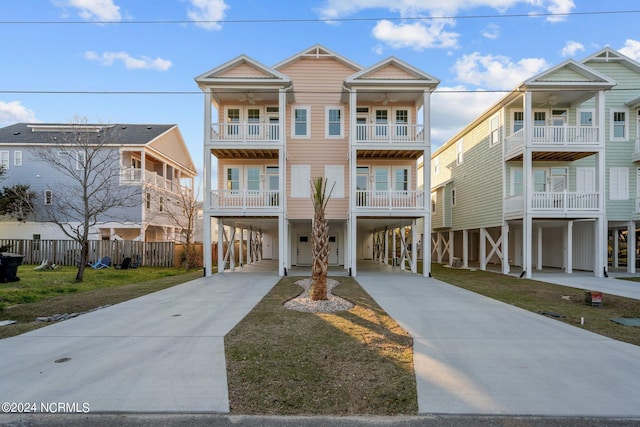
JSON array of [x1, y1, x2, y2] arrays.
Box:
[[326, 107, 343, 137], [226, 167, 240, 192], [394, 168, 408, 191], [451, 188, 456, 207], [395, 109, 408, 137], [146, 192, 151, 210], [431, 194, 436, 213], [490, 114, 500, 145], [247, 108, 260, 136], [456, 139, 464, 165], [226, 108, 240, 136], [612, 110, 627, 140], [513, 111, 524, 133], [434, 156, 440, 175], [44, 190, 53, 205], [247, 167, 260, 191], [375, 168, 389, 191], [511, 168, 523, 196], [76, 151, 86, 170], [14, 151, 22, 166], [0, 151, 8, 169], [293, 107, 310, 137], [533, 169, 546, 192], [610, 167, 629, 200], [375, 109, 388, 137], [578, 109, 594, 126]]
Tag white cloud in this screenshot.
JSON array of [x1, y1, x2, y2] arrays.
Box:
[[431, 86, 504, 148], [55, 0, 121, 21], [544, 0, 575, 23], [452, 52, 549, 89], [85, 51, 172, 71], [372, 20, 459, 50], [482, 23, 500, 40], [619, 39, 640, 62], [560, 41, 584, 57], [187, 0, 229, 30], [317, 1, 575, 50], [0, 101, 38, 126]]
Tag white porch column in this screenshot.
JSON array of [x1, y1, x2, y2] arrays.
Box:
[[412, 220, 418, 273], [479, 228, 487, 271], [384, 228, 389, 264], [523, 215, 533, 278], [536, 226, 543, 271], [217, 219, 224, 273], [595, 217, 605, 277], [203, 215, 212, 276], [238, 227, 244, 267], [462, 229, 469, 268], [566, 221, 573, 274], [423, 215, 431, 277], [448, 230, 454, 266], [613, 228, 619, 268], [502, 224, 510, 274], [230, 224, 236, 271], [350, 214, 357, 276], [392, 228, 397, 266], [629, 222, 636, 274], [278, 214, 286, 276], [247, 228, 253, 265], [522, 91, 533, 279]]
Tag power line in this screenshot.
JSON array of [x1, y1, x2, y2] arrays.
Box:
[[0, 9, 638, 25]]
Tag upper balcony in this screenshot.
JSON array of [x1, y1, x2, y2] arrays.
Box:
[[354, 123, 425, 144], [353, 190, 426, 214], [505, 125, 601, 161], [504, 191, 600, 219], [119, 167, 191, 195]]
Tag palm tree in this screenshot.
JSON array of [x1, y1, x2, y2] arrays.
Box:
[[309, 177, 334, 301]]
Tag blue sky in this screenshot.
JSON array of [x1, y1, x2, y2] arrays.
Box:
[[1, 0, 640, 175]]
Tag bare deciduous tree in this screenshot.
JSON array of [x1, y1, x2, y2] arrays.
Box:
[[157, 181, 201, 270], [34, 118, 141, 282]]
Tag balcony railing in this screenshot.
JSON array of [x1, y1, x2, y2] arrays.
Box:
[[119, 168, 188, 194], [505, 126, 600, 155], [355, 190, 425, 209], [504, 191, 600, 214], [354, 124, 424, 143], [210, 189, 280, 209], [210, 123, 281, 142]]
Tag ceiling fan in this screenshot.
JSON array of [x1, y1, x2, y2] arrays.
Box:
[[238, 92, 263, 104], [373, 93, 398, 106]]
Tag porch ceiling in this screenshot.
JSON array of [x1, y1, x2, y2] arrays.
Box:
[[509, 151, 595, 162], [212, 148, 279, 159], [357, 149, 424, 159]]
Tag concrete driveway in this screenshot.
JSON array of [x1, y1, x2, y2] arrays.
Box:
[[356, 271, 640, 416], [0, 273, 279, 413]]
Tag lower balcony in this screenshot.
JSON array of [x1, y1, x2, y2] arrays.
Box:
[[210, 189, 280, 210], [355, 190, 425, 210], [505, 191, 600, 215], [119, 168, 189, 194]]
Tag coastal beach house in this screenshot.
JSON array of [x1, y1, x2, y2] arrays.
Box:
[[430, 47, 640, 278], [0, 123, 197, 242], [196, 45, 439, 276]]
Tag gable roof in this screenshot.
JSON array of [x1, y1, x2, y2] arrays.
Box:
[[582, 47, 640, 74], [195, 54, 291, 87], [273, 44, 362, 72], [345, 56, 440, 88], [522, 58, 616, 90], [0, 123, 176, 145]]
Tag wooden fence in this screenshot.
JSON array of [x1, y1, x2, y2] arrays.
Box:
[[0, 239, 175, 267]]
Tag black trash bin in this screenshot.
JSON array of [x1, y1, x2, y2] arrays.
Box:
[[0, 252, 24, 282]]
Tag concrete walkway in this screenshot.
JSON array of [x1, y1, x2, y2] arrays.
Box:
[[0, 272, 279, 413], [526, 270, 640, 300], [355, 270, 640, 417]]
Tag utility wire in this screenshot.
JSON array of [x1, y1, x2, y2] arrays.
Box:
[[0, 9, 638, 25]]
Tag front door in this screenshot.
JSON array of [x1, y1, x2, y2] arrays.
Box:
[[297, 235, 311, 265], [328, 235, 338, 265]]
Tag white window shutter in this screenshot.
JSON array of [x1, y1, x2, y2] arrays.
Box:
[[291, 165, 310, 198], [610, 167, 628, 200], [576, 168, 595, 193], [324, 165, 344, 198]]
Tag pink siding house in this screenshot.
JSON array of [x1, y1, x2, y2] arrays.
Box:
[[196, 45, 439, 276]]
